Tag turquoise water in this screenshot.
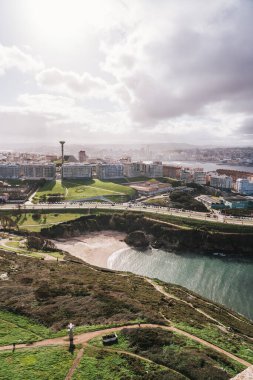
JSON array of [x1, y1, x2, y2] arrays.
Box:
[[108, 248, 253, 321]]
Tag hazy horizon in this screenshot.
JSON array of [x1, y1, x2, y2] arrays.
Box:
[[0, 0, 253, 146]]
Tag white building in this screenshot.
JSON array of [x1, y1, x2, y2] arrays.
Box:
[[144, 162, 163, 178], [236, 178, 253, 195], [96, 164, 124, 179], [124, 161, 162, 178], [210, 174, 232, 190], [62, 163, 92, 179], [193, 171, 206, 185], [21, 163, 56, 180], [180, 169, 192, 183], [0, 164, 20, 179]]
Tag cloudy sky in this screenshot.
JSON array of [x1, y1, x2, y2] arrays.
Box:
[[0, 0, 252, 146]]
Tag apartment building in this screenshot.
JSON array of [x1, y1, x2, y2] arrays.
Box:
[[21, 163, 56, 180], [62, 163, 92, 179], [124, 161, 162, 178], [163, 165, 181, 179], [96, 164, 124, 180], [0, 163, 20, 179], [236, 178, 253, 195], [193, 171, 206, 185], [210, 174, 232, 190], [180, 169, 192, 183]]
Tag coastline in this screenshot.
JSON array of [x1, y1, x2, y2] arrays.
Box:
[[54, 230, 128, 268]]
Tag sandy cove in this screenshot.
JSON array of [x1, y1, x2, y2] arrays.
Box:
[[54, 230, 128, 268]]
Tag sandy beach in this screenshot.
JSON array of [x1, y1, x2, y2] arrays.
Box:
[[54, 231, 128, 268]]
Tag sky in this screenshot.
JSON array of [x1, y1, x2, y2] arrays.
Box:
[[0, 0, 252, 147]]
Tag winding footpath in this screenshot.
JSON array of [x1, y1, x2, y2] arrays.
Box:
[[0, 323, 251, 368]]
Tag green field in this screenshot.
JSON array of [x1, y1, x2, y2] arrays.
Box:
[[0, 310, 52, 346], [35, 179, 135, 202], [17, 212, 83, 232], [0, 346, 76, 380]]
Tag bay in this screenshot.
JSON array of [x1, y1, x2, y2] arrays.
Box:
[[108, 247, 253, 321]]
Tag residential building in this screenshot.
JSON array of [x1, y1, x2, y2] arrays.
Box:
[[79, 150, 88, 162], [0, 163, 20, 179], [124, 161, 163, 178], [62, 163, 92, 179], [96, 164, 124, 179], [180, 169, 192, 183], [143, 162, 163, 178], [236, 178, 253, 195], [163, 165, 181, 179], [21, 163, 56, 180], [193, 171, 206, 185], [124, 162, 143, 177], [210, 174, 232, 190]]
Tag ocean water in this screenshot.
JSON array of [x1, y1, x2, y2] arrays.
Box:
[[166, 161, 253, 173], [108, 248, 253, 321]]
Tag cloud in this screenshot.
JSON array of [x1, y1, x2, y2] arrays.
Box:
[[36, 68, 109, 98], [101, 0, 253, 126], [0, 93, 132, 144], [239, 118, 253, 135], [0, 44, 44, 76]]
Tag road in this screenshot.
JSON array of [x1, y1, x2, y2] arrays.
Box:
[[0, 201, 253, 226]]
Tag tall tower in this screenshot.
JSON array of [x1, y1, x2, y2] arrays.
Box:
[[59, 141, 65, 165]]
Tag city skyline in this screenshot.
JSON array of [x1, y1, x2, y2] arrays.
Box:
[[0, 0, 253, 146]]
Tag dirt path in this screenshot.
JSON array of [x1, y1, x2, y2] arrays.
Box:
[[145, 278, 227, 328], [65, 348, 84, 380], [0, 323, 251, 367]]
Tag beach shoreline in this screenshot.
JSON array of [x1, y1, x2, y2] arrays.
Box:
[[54, 230, 128, 268]]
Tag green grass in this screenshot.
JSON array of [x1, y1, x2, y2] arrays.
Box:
[[0, 310, 52, 346], [35, 179, 135, 202], [0, 309, 145, 345], [73, 345, 181, 380], [174, 322, 253, 364], [90, 328, 245, 378], [0, 346, 76, 380], [17, 213, 83, 232]]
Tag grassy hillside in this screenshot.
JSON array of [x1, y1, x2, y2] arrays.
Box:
[[0, 347, 76, 380], [0, 250, 252, 362], [34, 179, 135, 202], [0, 247, 252, 379]]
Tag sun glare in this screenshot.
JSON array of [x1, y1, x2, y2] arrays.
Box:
[[25, 0, 115, 47]]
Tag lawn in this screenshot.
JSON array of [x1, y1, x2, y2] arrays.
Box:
[[35, 179, 135, 202], [0, 346, 76, 380], [17, 212, 83, 232], [0, 310, 52, 346]]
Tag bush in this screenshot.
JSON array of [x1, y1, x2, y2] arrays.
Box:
[[32, 213, 41, 221]]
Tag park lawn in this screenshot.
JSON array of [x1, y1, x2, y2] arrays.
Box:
[[72, 345, 178, 380], [0, 310, 52, 346], [64, 179, 135, 200], [0, 346, 76, 380], [18, 213, 83, 232], [36, 180, 65, 196], [36, 179, 135, 201]]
